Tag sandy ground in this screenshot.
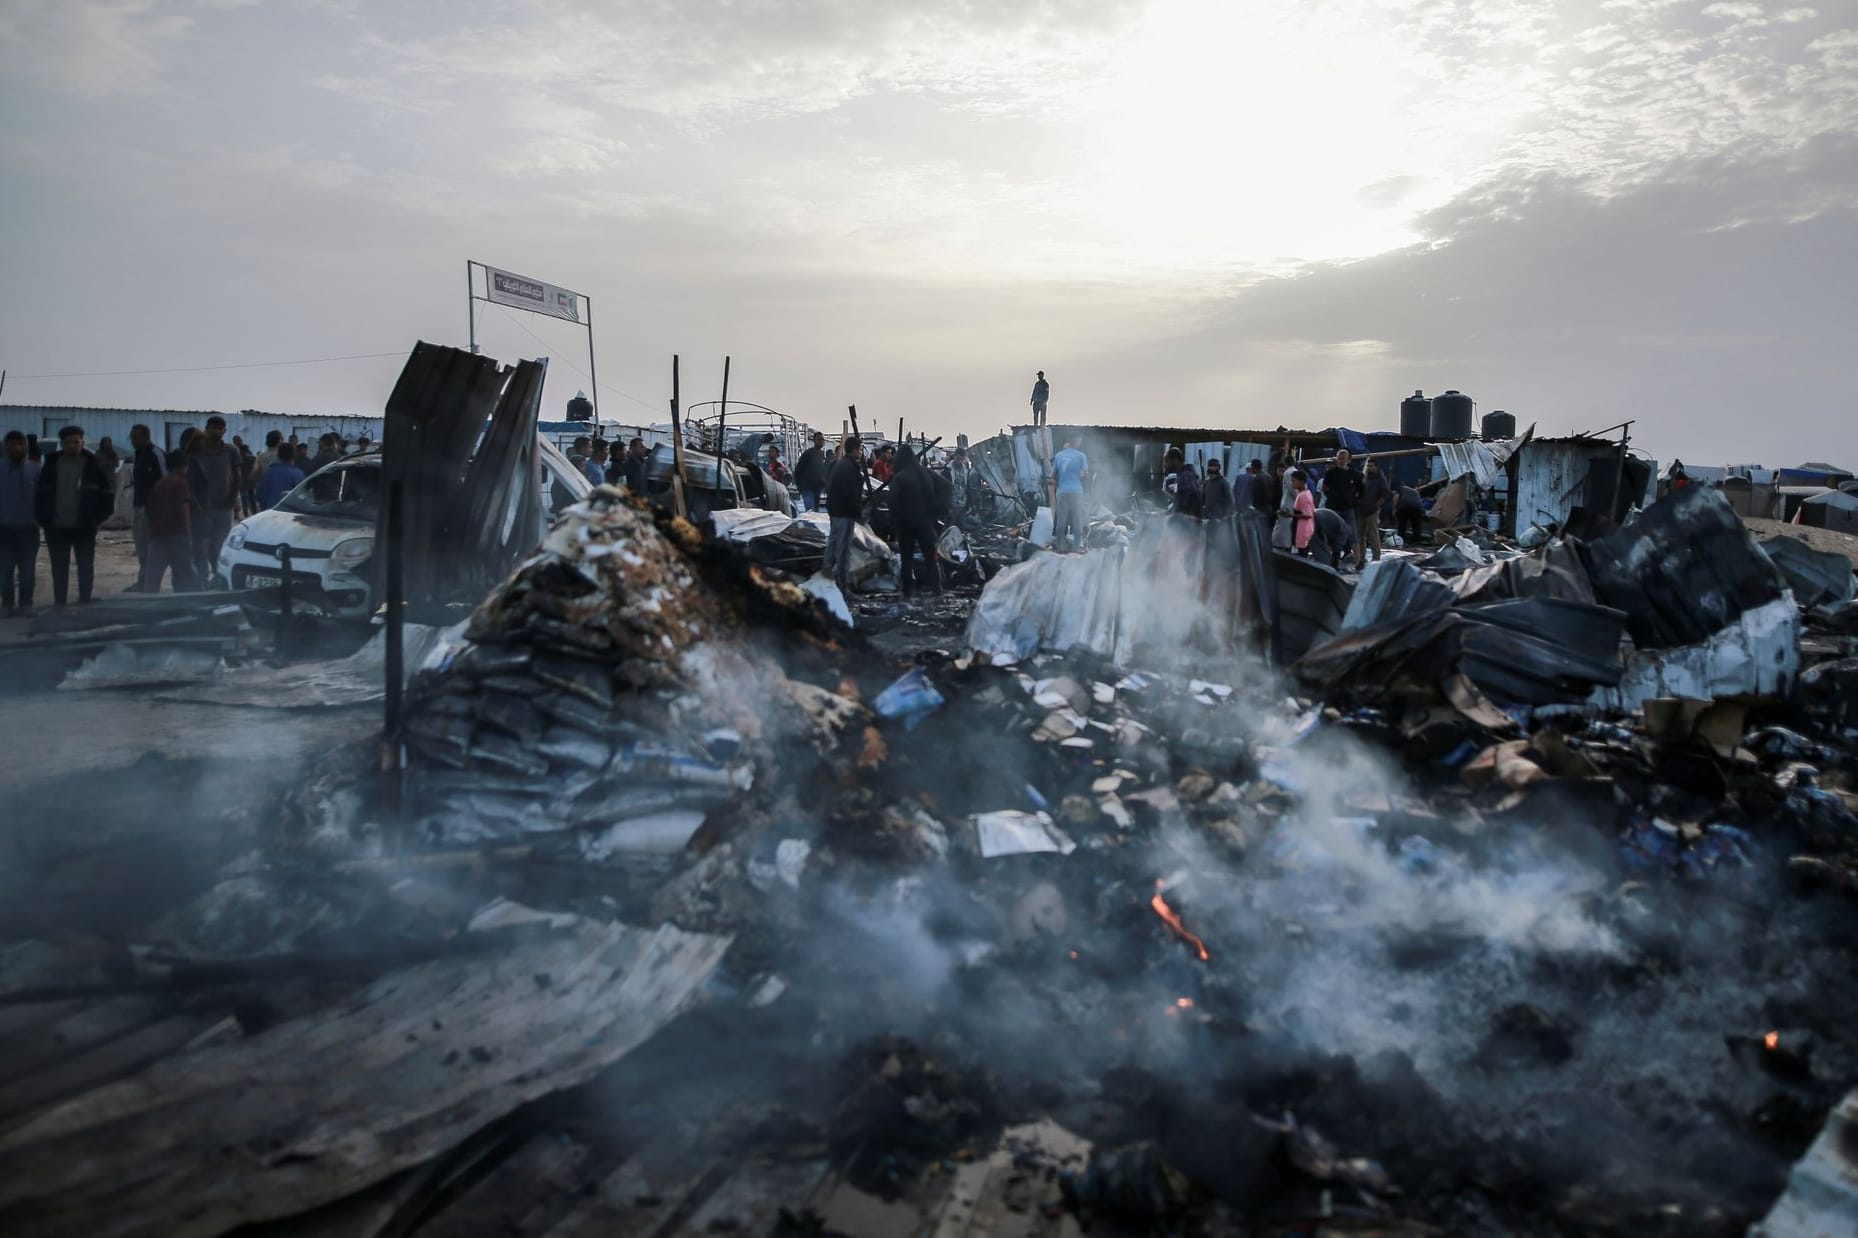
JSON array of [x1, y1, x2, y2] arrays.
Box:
[[1742, 516, 1858, 571]]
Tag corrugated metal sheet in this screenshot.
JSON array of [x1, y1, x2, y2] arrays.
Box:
[[1436, 433, 1528, 488], [1, 404, 384, 452], [1512, 440, 1658, 529]]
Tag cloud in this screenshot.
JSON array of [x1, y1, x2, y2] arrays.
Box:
[[0, 0, 197, 96]]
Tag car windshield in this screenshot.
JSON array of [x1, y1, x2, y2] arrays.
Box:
[[275, 462, 381, 521]]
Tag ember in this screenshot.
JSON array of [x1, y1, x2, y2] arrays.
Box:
[[1766, 1030, 1781, 1051], [1150, 880, 1210, 961]]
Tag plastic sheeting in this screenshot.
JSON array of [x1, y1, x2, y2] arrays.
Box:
[[965, 512, 1277, 667]]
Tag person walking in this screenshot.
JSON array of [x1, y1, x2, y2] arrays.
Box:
[[144, 454, 199, 592], [0, 431, 42, 616], [189, 414, 242, 582], [1030, 371, 1050, 426], [35, 424, 112, 605], [256, 446, 306, 510], [1050, 435, 1089, 552], [824, 436, 866, 593], [127, 424, 168, 591], [795, 431, 830, 513], [1395, 483, 1425, 546], [1356, 456, 1388, 567], [583, 440, 610, 488], [1290, 470, 1317, 555], [1202, 459, 1234, 520], [1165, 447, 1202, 518], [889, 445, 943, 599]]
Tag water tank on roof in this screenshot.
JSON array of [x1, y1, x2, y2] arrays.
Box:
[[566, 391, 594, 422], [1482, 409, 1516, 441], [1430, 390, 1474, 440], [1399, 390, 1431, 438]]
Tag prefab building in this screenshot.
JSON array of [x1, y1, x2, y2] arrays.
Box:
[[0, 405, 386, 453]]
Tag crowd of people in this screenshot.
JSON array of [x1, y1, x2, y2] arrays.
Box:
[[1037, 437, 1427, 572], [565, 434, 651, 494], [0, 420, 376, 613]]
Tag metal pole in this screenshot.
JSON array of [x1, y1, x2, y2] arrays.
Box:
[[1610, 423, 1631, 522], [277, 546, 293, 658], [669, 355, 689, 519], [381, 477, 406, 847], [583, 294, 599, 427], [716, 355, 731, 500], [466, 261, 477, 355]]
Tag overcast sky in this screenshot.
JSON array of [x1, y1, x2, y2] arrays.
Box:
[[2, 0, 1853, 466]]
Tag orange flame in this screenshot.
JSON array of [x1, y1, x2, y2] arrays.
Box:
[[1151, 881, 1210, 961], [1176, 997, 1195, 1009], [1764, 1030, 1780, 1051]]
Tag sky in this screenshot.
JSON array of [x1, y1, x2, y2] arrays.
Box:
[[1, 0, 1854, 466]]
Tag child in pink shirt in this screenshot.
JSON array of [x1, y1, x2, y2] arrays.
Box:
[[1291, 470, 1316, 551]]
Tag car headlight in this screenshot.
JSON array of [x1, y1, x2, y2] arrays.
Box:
[[225, 524, 248, 551], [330, 537, 374, 570]]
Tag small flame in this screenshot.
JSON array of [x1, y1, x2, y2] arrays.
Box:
[[1067, 950, 1079, 960], [1151, 880, 1210, 961], [1764, 1030, 1780, 1051], [1176, 997, 1194, 1009]]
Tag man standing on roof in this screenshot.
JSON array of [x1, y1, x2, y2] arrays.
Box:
[[824, 437, 866, 594], [1050, 435, 1089, 552], [1030, 371, 1050, 427], [795, 431, 830, 513]]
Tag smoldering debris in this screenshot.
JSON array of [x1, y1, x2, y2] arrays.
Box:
[[0, 483, 1856, 1237]]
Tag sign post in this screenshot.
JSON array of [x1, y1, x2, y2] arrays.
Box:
[[466, 260, 598, 419]]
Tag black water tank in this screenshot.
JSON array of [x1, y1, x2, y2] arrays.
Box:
[[1482, 409, 1516, 441], [1431, 390, 1474, 440], [1400, 389, 1431, 437], [566, 391, 594, 422]]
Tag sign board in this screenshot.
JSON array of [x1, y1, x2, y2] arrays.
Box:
[[484, 265, 581, 323]]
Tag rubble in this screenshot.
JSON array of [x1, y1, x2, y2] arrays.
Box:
[[4, 474, 1858, 1237]]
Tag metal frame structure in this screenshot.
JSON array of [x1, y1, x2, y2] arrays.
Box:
[[685, 400, 822, 467], [464, 260, 599, 422]]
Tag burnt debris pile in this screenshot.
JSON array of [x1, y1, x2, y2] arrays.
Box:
[[1, 486, 1857, 1236]]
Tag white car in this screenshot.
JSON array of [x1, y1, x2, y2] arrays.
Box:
[[218, 440, 591, 616]]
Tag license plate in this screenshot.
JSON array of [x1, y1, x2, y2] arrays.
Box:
[[245, 573, 282, 588]]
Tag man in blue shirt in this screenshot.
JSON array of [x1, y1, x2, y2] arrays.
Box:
[[256, 451, 306, 511], [1050, 436, 1088, 553]]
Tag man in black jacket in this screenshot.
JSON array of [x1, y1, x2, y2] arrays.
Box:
[[824, 437, 866, 592], [1356, 456, 1389, 568], [889, 446, 943, 598], [34, 424, 113, 605], [794, 431, 830, 513], [1320, 449, 1364, 551]]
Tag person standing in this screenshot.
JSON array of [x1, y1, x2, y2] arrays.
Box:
[[1356, 456, 1388, 567], [870, 444, 896, 484], [256, 447, 306, 510], [889, 446, 943, 599], [1030, 371, 1050, 426], [233, 434, 257, 516], [1230, 458, 1257, 514], [567, 435, 592, 476], [617, 437, 649, 493], [766, 444, 792, 486], [144, 454, 199, 592], [1050, 436, 1089, 552], [1290, 470, 1317, 554], [189, 415, 242, 582], [584, 440, 610, 487], [1165, 447, 1202, 518], [1320, 448, 1364, 541], [35, 424, 112, 605], [1, 431, 42, 615], [795, 431, 830, 513], [1272, 460, 1296, 548], [1202, 459, 1234, 520], [824, 437, 866, 593], [1395, 483, 1425, 546], [127, 424, 168, 591]]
